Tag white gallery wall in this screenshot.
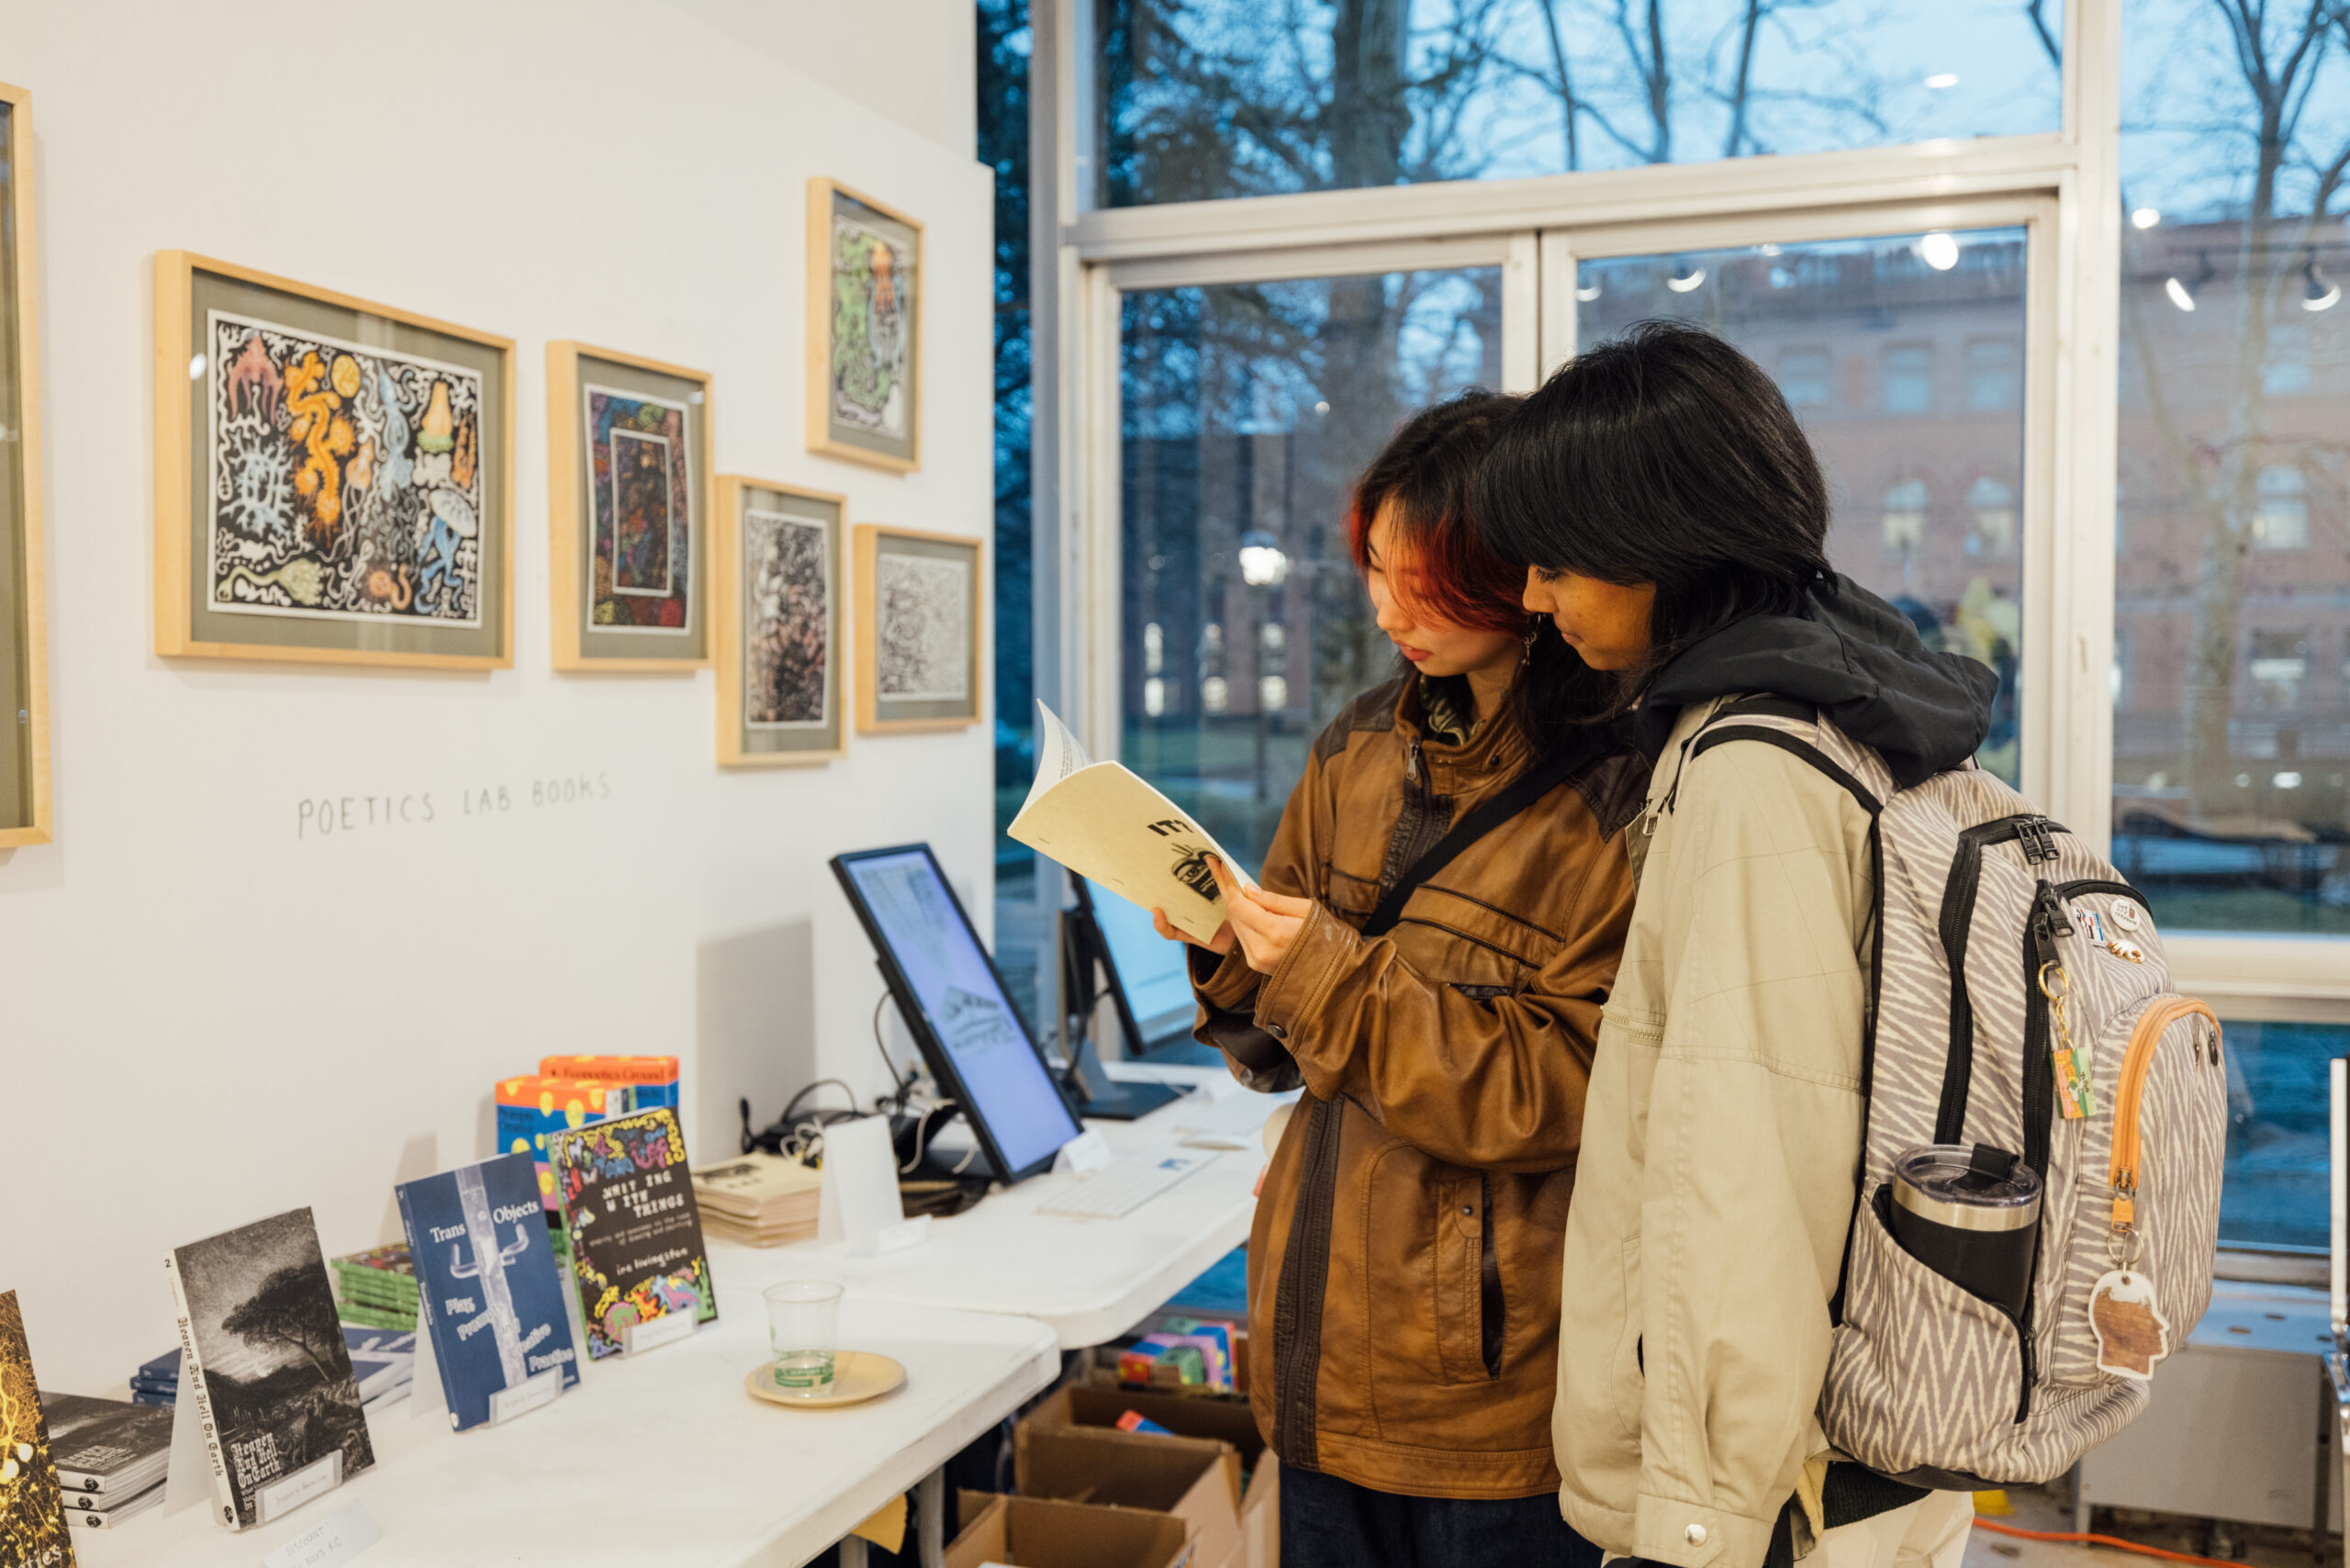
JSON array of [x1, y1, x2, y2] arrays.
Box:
[[0, 0, 997, 1391]]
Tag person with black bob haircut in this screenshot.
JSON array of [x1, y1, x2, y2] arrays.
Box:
[[1472, 320, 1998, 1568]]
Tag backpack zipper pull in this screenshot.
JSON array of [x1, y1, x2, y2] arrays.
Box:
[[2031, 879, 2076, 945], [2018, 817, 2059, 865]]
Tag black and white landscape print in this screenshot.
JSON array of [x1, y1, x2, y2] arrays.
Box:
[[170, 1209, 373, 1529]]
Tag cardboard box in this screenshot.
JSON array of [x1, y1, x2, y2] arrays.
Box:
[[1024, 1384, 1279, 1568], [946, 1490, 1192, 1568], [1018, 1426, 1239, 1568]]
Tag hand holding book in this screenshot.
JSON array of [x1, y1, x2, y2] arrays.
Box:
[[1149, 856, 1315, 975]]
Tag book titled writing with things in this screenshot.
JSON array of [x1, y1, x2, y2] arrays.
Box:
[[548, 1107, 715, 1359], [397, 1152, 581, 1429], [163, 1209, 375, 1531], [1008, 700, 1257, 944], [1, 1289, 73, 1568]]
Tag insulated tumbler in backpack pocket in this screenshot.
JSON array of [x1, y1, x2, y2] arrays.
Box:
[[1886, 1144, 2043, 1322]]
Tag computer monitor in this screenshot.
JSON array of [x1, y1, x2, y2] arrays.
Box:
[[830, 844, 1083, 1183], [1080, 877, 1199, 1052]]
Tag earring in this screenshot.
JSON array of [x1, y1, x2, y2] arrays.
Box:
[[1519, 619, 1540, 666]]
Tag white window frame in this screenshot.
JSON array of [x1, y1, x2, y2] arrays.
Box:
[[1023, 0, 2346, 1075]]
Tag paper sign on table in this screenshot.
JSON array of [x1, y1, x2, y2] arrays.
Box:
[[259, 1498, 383, 1568]]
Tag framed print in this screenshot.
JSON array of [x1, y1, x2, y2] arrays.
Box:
[[807, 179, 921, 474], [714, 476, 845, 767], [855, 525, 980, 734], [153, 252, 513, 669], [546, 342, 712, 670], [0, 84, 50, 847]]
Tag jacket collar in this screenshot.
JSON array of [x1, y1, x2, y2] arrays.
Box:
[[1395, 675, 1526, 776]]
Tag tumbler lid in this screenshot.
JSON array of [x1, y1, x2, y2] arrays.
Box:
[[1891, 1144, 2042, 1232]]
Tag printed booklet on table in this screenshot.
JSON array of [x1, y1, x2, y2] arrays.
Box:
[[1007, 700, 1257, 945], [397, 1152, 581, 1430]]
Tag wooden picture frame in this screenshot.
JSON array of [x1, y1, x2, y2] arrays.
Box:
[[0, 83, 50, 848], [807, 179, 922, 474], [714, 476, 848, 767], [855, 525, 981, 734], [546, 342, 714, 671], [153, 252, 514, 669]]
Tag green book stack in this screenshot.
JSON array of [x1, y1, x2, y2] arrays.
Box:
[[330, 1242, 420, 1331]]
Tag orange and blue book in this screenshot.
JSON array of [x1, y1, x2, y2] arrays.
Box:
[[537, 1056, 679, 1109], [496, 1077, 633, 1211]]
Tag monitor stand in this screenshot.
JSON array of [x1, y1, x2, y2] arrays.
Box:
[[1062, 1033, 1181, 1121], [1058, 897, 1182, 1121]]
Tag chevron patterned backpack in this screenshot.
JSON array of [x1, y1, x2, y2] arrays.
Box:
[[1682, 697, 2228, 1487]]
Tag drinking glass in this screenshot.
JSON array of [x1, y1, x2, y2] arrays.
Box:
[[764, 1280, 843, 1394]]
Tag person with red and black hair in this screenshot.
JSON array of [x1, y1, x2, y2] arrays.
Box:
[[1153, 391, 1649, 1568]]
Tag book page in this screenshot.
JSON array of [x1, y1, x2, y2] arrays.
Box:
[[1009, 732, 1258, 943], [1018, 700, 1096, 818]]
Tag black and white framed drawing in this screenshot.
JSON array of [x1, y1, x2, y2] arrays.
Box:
[[853, 524, 979, 734], [714, 476, 845, 766]]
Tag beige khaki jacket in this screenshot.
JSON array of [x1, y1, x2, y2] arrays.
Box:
[[1553, 697, 1878, 1568]]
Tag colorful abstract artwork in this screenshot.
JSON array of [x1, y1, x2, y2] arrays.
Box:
[[744, 509, 831, 728], [207, 310, 485, 627], [873, 552, 969, 701], [586, 386, 692, 633], [828, 211, 912, 443]]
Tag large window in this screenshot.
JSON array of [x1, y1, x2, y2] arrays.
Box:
[[1120, 267, 1504, 868], [1577, 229, 2030, 783], [1012, 0, 2350, 1253], [1095, 0, 2065, 207], [2113, 0, 2349, 940]]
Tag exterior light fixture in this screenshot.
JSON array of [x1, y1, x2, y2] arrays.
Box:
[[2130, 207, 2161, 230], [1237, 531, 1289, 588], [1919, 231, 1960, 271], [1575, 279, 1602, 302], [1924, 73, 1959, 88], [2302, 256, 2340, 312], [2164, 253, 2213, 313], [1665, 263, 1707, 294]]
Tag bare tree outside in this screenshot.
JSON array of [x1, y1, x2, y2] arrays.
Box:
[[2112, 0, 2349, 932]]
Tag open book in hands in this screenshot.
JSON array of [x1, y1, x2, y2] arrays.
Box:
[[1008, 701, 1259, 945]]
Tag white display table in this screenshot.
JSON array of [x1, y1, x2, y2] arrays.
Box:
[[78, 1295, 1058, 1568], [756, 1066, 1280, 1350]]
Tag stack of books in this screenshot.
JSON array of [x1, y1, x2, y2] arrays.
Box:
[[129, 1347, 180, 1406], [43, 1393, 173, 1530], [331, 1242, 420, 1330], [342, 1327, 418, 1413], [690, 1151, 822, 1247]]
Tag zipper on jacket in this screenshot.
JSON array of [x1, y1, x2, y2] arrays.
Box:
[[2107, 999, 2221, 1239], [1478, 1173, 1503, 1380], [1271, 1097, 1343, 1468]]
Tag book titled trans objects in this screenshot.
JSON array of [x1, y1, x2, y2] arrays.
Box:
[[547, 1107, 716, 1359], [162, 1209, 375, 1531], [396, 1153, 580, 1430]]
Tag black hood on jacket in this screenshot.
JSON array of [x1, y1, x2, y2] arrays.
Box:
[[1629, 573, 1998, 788]]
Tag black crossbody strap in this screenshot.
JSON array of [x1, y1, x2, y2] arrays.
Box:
[[1360, 731, 1611, 939]]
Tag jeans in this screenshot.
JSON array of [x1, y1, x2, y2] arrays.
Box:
[[1280, 1463, 1605, 1568]]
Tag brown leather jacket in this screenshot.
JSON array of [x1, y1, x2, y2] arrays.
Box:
[[1190, 674, 1646, 1501]]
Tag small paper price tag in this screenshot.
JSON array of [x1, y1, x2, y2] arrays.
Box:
[[259, 1499, 384, 1568]]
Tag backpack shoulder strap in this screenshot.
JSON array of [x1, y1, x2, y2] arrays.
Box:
[[1360, 730, 1613, 940], [1675, 696, 1884, 819]]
